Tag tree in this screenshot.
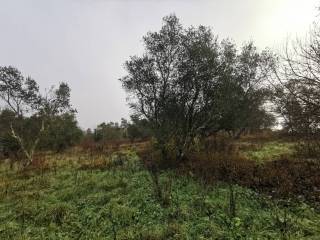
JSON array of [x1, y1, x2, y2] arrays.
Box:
[[127, 115, 152, 142], [39, 113, 83, 152], [0, 109, 20, 160], [0, 66, 40, 116], [93, 122, 124, 142], [215, 41, 275, 137], [272, 22, 320, 140], [120, 15, 222, 161], [120, 15, 274, 161], [0, 66, 75, 167]]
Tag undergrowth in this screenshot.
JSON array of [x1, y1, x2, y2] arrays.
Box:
[[0, 149, 319, 239]]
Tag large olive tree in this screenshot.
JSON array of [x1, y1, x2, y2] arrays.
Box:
[[120, 15, 274, 161], [120, 15, 221, 160]]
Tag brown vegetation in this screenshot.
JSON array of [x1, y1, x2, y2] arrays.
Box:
[[139, 136, 320, 208]]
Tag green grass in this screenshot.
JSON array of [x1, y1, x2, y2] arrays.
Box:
[[243, 141, 295, 162], [0, 151, 319, 239]]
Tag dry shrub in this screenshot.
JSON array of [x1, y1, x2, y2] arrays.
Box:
[[179, 136, 320, 205], [80, 139, 142, 157], [236, 129, 276, 141], [294, 140, 320, 159], [138, 144, 174, 207], [182, 138, 256, 186], [77, 158, 108, 171], [78, 151, 132, 171], [256, 158, 320, 202], [139, 135, 320, 205], [80, 141, 108, 156], [1, 151, 26, 170], [26, 154, 50, 173], [183, 153, 320, 204], [14, 154, 51, 179], [138, 142, 178, 170]]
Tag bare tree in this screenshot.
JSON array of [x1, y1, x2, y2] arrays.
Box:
[[273, 23, 320, 134], [271, 21, 320, 156]]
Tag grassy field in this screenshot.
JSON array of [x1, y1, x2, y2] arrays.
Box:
[[0, 144, 319, 240]]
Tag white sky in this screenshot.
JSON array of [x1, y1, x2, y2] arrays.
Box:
[[0, 0, 318, 129]]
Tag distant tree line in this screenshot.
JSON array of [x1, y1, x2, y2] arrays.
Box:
[[83, 115, 152, 144]]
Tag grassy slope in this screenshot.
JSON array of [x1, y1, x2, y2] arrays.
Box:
[[0, 150, 319, 239]]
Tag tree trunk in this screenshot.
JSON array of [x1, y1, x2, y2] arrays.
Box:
[[10, 120, 45, 168]]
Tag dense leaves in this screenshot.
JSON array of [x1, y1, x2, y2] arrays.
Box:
[[120, 15, 275, 161]]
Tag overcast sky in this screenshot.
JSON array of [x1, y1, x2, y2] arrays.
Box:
[[0, 0, 318, 129]]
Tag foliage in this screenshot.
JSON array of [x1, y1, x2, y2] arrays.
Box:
[[126, 115, 152, 142], [39, 113, 83, 152], [0, 66, 40, 116], [93, 122, 125, 142], [214, 41, 275, 137], [0, 66, 77, 166]]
